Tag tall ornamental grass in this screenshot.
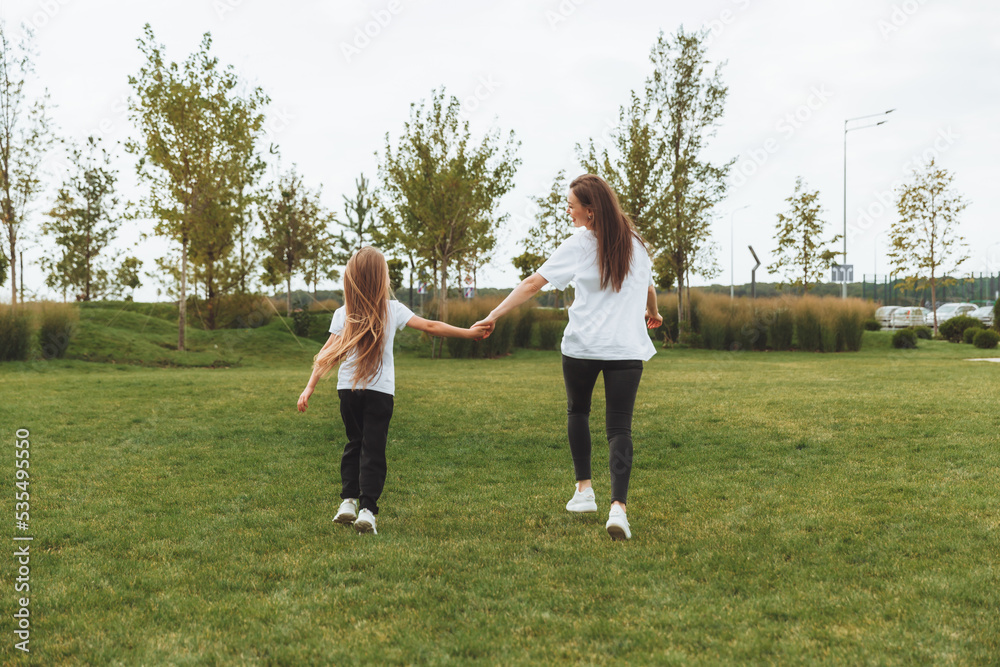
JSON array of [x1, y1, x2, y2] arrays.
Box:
[[35, 301, 79, 359], [0, 304, 32, 361], [651, 291, 873, 353]]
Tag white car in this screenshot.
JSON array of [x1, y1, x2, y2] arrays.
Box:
[[891, 307, 928, 329], [971, 305, 995, 328], [925, 302, 977, 326], [875, 306, 900, 328]]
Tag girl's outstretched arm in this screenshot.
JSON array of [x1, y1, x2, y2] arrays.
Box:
[[298, 333, 339, 412], [406, 316, 488, 339]]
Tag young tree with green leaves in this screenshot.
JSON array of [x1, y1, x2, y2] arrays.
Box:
[[767, 177, 840, 293], [648, 28, 731, 322], [888, 158, 969, 334], [578, 91, 664, 249], [578, 28, 730, 323], [126, 24, 268, 348], [0, 23, 53, 306], [257, 169, 330, 316], [115, 256, 143, 300], [335, 173, 378, 265], [41, 137, 121, 301], [378, 87, 520, 323], [512, 170, 572, 305]]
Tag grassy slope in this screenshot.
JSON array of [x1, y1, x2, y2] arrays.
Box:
[[1, 332, 999, 664]]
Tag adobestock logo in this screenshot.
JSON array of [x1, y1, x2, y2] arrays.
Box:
[[877, 0, 929, 40], [340, 1, 404, 64], [457, 75, 502, 122], [545, 0, 587, 30], [849, 126, 959, 244], [18, 0, 71, 39], [212, 0, 246, 20], [703, 0, 752, 47], [730, 84, 833, 189]]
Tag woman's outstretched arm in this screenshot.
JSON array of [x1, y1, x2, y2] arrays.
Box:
[[474, 273, 549, 333]]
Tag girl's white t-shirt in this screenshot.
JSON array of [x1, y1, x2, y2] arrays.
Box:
[[328, 300, 415, 396], [538, 228, 657, 362]]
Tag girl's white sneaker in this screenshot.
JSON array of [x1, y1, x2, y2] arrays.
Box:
[[565, 486, 598, 513], [354, 508, 378, 535], [606, 506, 631, 541], [333, 498, 358, 525]]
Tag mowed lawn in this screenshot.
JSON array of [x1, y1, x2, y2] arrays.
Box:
[[2, 334, 999, 665]]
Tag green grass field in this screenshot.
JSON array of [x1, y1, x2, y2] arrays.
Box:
[[2, 310, 999, 664]]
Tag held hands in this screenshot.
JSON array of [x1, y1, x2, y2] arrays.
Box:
[[469, 321, 494, 340], [471, 317, 496, 339], [646, 309, 663, 329]]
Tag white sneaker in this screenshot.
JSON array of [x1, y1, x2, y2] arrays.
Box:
[[333, 498, 358, 525], [565, 486, 597, 513], [354, 508, 378, 535], [606, 505, 631, 541]]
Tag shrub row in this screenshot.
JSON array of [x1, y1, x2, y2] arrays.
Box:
[[0, 302, 78, 362], [443, 297, 567, 358], [653, 292, 873, 352]]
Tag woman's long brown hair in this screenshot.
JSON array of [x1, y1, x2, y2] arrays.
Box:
[[314, 246, 392, 389], [570, 174, 646, 292]]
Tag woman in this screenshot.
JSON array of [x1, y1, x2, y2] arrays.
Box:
[[475, 174, 662, 540]]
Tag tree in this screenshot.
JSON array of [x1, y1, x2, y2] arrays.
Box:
[[115, 256, 143, 300], [126, 25, 268, 348], [257, 168, 330, 315], [512, 170, 572, 305], [888, 159, 969, 333], [578, 29, 730, 323], [335, 173, 378, 264], [578, 92, 665, 260], [41, 137, 122, 301], [0, 250, 7, 288], [767, 177, 841, 293], [647, 28, 731, 323], [0, 24, 53, 306], [378, 87, 520, 324]]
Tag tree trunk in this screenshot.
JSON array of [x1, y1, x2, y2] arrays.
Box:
[[930, 274, 938, 335], [9, 236, 16, 307], [286, 273, 292, 317], [438, 258, 449, 322], [179, 239, 188, 351]]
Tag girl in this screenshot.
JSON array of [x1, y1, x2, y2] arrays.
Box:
[[474, 174, 662, 541], [298, 246, 487, 535]]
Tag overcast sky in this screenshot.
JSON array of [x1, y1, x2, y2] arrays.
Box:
[[3, 0, 998, 301]]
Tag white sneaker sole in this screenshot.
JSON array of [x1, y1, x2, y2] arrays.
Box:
[[354, 519, 377, 535], [606, 519, 631, 541], [566, 500, 598, 513], [332, 511, 357, 525]]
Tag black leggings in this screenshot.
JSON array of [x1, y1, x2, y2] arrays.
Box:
[[561, 355, 643, 505], [338, 389, 394, 514]]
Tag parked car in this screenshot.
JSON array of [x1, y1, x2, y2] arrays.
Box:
[[875, 306, 900, 328], [971, 305, 995, 328], [891, 307, 928, 328], [925, 302, 977, 325]]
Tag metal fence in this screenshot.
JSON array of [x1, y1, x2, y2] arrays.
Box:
[[862, 273, 1000, 306]]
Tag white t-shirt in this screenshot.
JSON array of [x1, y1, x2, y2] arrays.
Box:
[[538, 228, 656, 361], [328, 300, 415, 395]]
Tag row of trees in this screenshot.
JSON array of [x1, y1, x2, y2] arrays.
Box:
[[0, 21, 521, 353], [765, 160, 968, 334], [0, 19, 972, 347]]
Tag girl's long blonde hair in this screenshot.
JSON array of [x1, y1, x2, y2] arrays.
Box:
[[314, 246, 392, 389]]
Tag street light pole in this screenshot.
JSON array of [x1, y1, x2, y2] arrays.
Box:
[[843, 108, 895, 298], [730, 204, 749, 300]]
